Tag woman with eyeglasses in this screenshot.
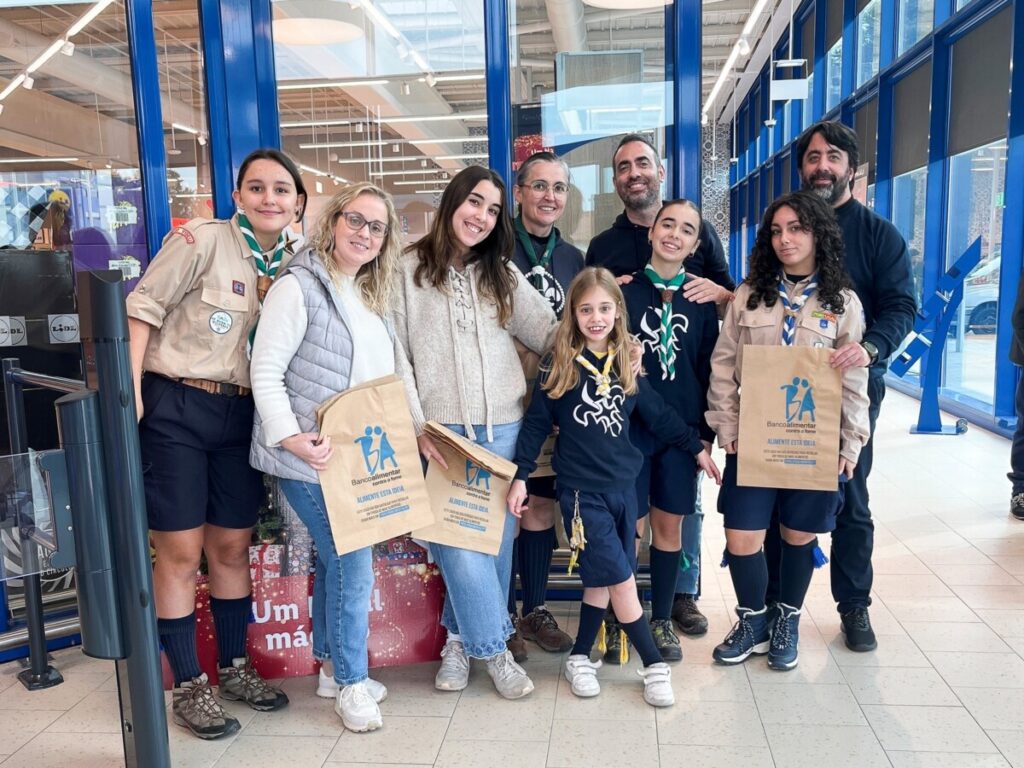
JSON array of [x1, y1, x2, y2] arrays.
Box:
[[393, 164, 557, 699], [504, 152, 584, 661], [250, 182, 403, 733]]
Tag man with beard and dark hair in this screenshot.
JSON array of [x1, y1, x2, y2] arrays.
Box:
[[765, 120, 915, 653], [585, 134, 735, 664]]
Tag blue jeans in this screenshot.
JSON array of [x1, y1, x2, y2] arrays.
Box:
[[279, 479, 373, 686], [431, 422, 520, 659], [675, 504, 703, 596]]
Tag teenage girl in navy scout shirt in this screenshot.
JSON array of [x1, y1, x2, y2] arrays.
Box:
[[621, 199, 719, 662], [126, 149, 305, 739], [706, 191, 870, 671], [507, 267, 721, 708], [507, 151, 585, 659]]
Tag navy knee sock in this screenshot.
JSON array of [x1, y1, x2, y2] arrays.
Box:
[[649, 546, 682, 621], [727, 550, 768, 611], [778, 538, 817, 609], [519, 526, 556, 615], [159, 613, 202, 686], [620, 616, 662, 667], [508, 537, 519, 616], [572, 602, 607, 657], [209, 594, 252, 668]]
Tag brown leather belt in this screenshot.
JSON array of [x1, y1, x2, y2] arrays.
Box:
[[178, 377, 251, 397]]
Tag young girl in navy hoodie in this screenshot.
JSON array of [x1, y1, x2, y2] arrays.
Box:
[[507, 267, 720, 707]]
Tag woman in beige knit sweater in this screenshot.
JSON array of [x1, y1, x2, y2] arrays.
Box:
[[392, 165, 557, 700]]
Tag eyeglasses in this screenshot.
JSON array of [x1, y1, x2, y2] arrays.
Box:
[[341, 211, 389, 237], [520, 180, 569, 196]]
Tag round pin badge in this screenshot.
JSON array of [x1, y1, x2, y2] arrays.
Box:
[[209, 310, 233, 334]]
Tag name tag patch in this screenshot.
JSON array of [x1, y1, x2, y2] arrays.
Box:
[[232, 280, 246, 296], [209, 311, 233, 335], [811, 309, 837, 324]]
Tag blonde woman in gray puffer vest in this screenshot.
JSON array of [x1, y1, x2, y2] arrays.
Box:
[[250, 182, 402, 734]]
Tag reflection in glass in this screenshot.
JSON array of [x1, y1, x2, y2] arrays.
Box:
[[826, 41, 842, 111], [892, 167, 928, 310], [856, 0, 881, 88], [803, 72, 815, 129], [898, 0, 934, 54], [942, 140, 1006, 405]]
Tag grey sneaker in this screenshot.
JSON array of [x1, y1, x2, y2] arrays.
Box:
[[435, 639, 470, 691], [485, 649, 535, 699], [217, 657, 288, 711], [1012, 491, 1024, 521], [172, 673, 241, 740]]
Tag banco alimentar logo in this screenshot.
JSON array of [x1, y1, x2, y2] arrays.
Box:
[[464, 459, 492, 490], [354, 425, 398, 475], [779, 377, 816, 423]]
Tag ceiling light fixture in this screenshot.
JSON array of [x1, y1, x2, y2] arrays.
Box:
[[299, 137, 484, 149], [27, 39, 67, 73], [701, 0, 772, 122], [370, 168, 443, 177], [413, 189, 447, 194], [280, 118, 352, 128], [277, 78, 389, 91], [0, 156, 80, 164], [435, 153, 488, 160]]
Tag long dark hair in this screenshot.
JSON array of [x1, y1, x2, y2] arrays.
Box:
[[745, 190, 851, 313], [409, 165, 517, 326], [236, 148, 308, 222]]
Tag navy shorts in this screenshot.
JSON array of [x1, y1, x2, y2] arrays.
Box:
[[139, 374, 263, 532], [635, 445, 698, 518], [526, 474, 557, 500], [718, 454, 845, 534], [557, 487, 638, 588]]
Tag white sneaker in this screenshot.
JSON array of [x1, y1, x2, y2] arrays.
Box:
[[335, 682, 383, 733], [317, 668, 387, 703], [564, 654, 602, 698], [638, 662, 675, 707], [435, 639, 470, 691], [485, 649, 534, 699]]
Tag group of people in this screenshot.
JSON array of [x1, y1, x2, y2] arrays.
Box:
[[125, 119, 915, 740]]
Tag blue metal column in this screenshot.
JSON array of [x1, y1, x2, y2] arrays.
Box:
[[484, 0, 512, 185], [199, 0, 280, 219], [667, 0, 702, 201], [813, 0, 828, 121], [841, 0, 856, 103], [874, 76, 894, 219], [993, 0, 1024, 422], [124, 0, 170, 258]]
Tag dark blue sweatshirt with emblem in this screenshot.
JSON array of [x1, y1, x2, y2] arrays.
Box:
[[621, 271, 719, 450], [512, 349, 705, 493], [511, 226, 585, 319]]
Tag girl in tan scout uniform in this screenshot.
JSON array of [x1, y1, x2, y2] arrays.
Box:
[[706, 190, 869, 672], [126, 149, 306, 740]]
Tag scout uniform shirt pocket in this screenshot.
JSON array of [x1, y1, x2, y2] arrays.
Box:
[[737, 310, 778, 345], [193, 285, 251, 355], [798, 311, 839, 348]]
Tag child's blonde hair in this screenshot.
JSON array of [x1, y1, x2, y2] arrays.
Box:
[[542, 267, 638, 399]]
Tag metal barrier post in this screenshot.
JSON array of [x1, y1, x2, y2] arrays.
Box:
[[2, 357, 62, 690], [78, 271, 170, 768]]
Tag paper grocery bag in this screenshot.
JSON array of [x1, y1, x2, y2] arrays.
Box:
[[737, 345, 841, 491], [412, 421, 517, 556], [316, 375, 433, 555]]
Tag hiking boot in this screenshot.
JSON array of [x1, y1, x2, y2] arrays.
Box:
[[638, 662, 674, 707], [435, 639, 470, 691], [650, 618, 683, 662], [507, 615, 529, 663], [840, 607, 878, 652], [602, 619, 630, 665], [712, 606, 771, 665], [767, 603, 802, 671], [218, 657, 288, 711], [564, 654, 602, 698], [1012, 491, 1024, 521], [316, 667, 387, 703], [336, 681, 383, 733], [671, 593, 709, 636], [485, 649, 535, 699], [172, 673, 240, 740], [520, 607, 574, 652]]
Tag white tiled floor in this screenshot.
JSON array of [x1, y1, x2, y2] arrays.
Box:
[[1, 390, 1021, 767]]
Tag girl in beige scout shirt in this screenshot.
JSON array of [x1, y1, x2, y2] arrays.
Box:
[[706, 190, 869, 673], [126, 149, 306, 740]]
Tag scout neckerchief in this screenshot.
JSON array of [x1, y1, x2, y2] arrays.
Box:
[[236, 212, 287, 357], [777, 272, 819, 345], [575, 347, 616, 396], [643, 264, 688, 379], [514, 214, 557, 291]]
